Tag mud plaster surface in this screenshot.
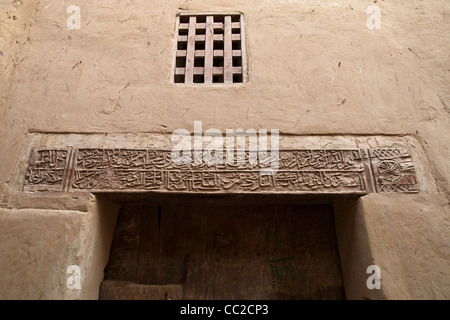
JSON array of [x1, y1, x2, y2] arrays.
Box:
[[0, 0, 449, 299]]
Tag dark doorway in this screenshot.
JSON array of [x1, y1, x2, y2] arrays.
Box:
[[99, 203, 345, 300]]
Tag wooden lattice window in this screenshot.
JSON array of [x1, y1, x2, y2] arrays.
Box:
[[174, 14, 245, 84]]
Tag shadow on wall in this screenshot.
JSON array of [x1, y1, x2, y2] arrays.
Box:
[[334, 197, 387, 300], [73, 195, 120, 300]]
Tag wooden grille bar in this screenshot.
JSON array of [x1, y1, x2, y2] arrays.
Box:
[[204, 16, 214, 83], [224, 16, 233, 83], [174, 14, 244, 84], [176, 50, 242, 58], [175, 67, 243, 75], [177, 34, 241, 42], [185, 16, 196, 84], [178, 22, 241, 29]]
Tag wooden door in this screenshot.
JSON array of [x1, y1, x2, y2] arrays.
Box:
[[99, 203, 345, 300]]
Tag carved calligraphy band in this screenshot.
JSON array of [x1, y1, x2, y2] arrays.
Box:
[[23, 148, 419, 194]]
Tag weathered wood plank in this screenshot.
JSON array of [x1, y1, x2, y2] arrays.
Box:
[[176, 50, 187, 57], [212, 50, 241, 57], [136, 205, 207, 292], [103, 203, 345, 300], [204, 16, 214, 83], [185, 16, 197, 83], [179, 22, 239, 30], [176, 67, 242, 76], [135, 205, 161, 284], [99, 281, 182, 300], [224, 16, 233, 83]]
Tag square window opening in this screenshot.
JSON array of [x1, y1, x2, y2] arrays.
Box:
[[194, 57, 204, 68], [176, 57, 186, 68], [193, 74, 204, 83], [174, 13, 244, 84], [213, 75, 224, 83]]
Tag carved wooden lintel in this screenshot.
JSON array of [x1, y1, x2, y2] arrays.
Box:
[[23, 148, 419, 194]]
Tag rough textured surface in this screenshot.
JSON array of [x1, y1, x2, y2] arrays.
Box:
[[0, 195, 119, 300], [362, 193, 450, 299], [335, 193, 450, 300], [0, 208, 84, 299], [1, 0, 449, 196], [0, 0, 449, 299]]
